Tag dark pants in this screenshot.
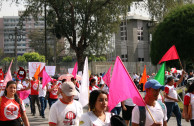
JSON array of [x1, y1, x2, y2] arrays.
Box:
[[31, 95, 41, 115], [48, 98, 58, 108], [28, 95, 33, 113], [39, 97, 47, 117], [190, 120, 194, 126], [111, 107, 122, 115], [165, 102, 182, 126], [0, 118, 23, 126]]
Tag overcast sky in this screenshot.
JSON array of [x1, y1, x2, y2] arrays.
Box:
[[0, 1, 25, 17], [0, 1, 149, 18]]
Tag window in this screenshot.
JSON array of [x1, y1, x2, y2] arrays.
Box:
[[120, 21, 127, 40], [138, 58, 144, 62], [137, 27, 143, 41]]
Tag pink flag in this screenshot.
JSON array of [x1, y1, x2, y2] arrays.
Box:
[[108, 56, 146, 111], [72, 62, 78, 79], [17, 90, 30, 100], [102, 66, 112, 87], [42, 69, 52, 89], [3, 60, 13, 87]]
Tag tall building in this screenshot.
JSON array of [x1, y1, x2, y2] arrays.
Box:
[[115, 13, 152, 62], [0, 12, 44, 56]]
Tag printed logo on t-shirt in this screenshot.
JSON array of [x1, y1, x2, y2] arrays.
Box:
[[63, 111, 76, 125], [4, 102, 19, 120], [33, 83, 38, 90], [51, 89, 58, 95]]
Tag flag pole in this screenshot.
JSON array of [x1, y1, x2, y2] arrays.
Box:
[[178, 59, 183, 70], [117, 56, 156, 123]]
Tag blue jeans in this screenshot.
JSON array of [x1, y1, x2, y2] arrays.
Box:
[[165, 102, 182, 126], [111, 107, 122, 115], [48, 98, 58, 108], [28, 95, 32, 113], [190, 120, 194, 126], [39, 97, 47, 117]]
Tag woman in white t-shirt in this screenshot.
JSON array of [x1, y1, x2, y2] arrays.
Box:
[[184, 83, 194, 126], [80, 90, 111, 126]]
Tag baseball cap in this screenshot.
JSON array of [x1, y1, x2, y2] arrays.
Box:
[[61, 82, 77, 96], [52, 79, 57, 83], [145, 79, 164, 91]]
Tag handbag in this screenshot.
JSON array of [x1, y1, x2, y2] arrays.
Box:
[[110, 114, 126, 126], [182, 93, 192, 120]]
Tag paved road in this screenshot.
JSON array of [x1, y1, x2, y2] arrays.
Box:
[[26, 104, 190, 126]]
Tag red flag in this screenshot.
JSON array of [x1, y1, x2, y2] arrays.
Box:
[[3, 60, 13, 87], [17, 67, 26, 80], [158, 45, 179, 64], [38, 66, 46, 77], [72, 62, 78, 79], [108, 56, 146, 111], [139, 65, 147, 91], [0, 69, 4, 81], [102, 66, 112, 87]]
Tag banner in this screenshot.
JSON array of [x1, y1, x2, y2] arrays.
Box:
[[45, 66, 56, 76], [28, 62, 45, 77], [68, 68, 74, 74]]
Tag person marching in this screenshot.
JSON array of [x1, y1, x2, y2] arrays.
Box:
[[132, 79, 167, 126], [48, 79, 59, 108], [183, 82, 194, 126], [39, 78, 47, 118], [0, 81, 30, 126], [80, 90, 112, 126], [164, 71, 185, 126], [49, 81, 83, 126], [26, 76, 41, 116]]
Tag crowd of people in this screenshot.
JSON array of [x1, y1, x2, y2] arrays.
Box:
[[0, 71, 193, 126]]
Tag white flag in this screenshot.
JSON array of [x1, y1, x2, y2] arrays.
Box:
[[79, 57, 89, 107]]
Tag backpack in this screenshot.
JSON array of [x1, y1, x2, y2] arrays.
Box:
[[138, 100, 165, 126], [110, 115, 126, 126]]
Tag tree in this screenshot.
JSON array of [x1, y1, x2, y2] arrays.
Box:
[[17, 0, 139, 71], [17, 55, 27, 66], [150, 4, 194, 69], [28, 29, 68, 64], [62, 56, 73, 62], [23, 52, 45, 62], [146, 0, 192, 21]]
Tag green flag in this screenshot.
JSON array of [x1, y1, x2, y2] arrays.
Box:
[[154, 62, 165, 85]]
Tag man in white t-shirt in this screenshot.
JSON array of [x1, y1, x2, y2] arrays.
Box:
[[132, 79, 167, 126], [164, 71, 185, 126], [49, 81, 83, 126]]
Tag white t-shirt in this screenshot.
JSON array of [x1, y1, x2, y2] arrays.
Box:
[[124, 98, 135, 106], [132, 102, 167, 126], [49, 99, 83, 126], [164, 84, 177, 102], [17, 83, 23, 91], [39, 84, 47, 97], [80, 111, 111, 126]]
